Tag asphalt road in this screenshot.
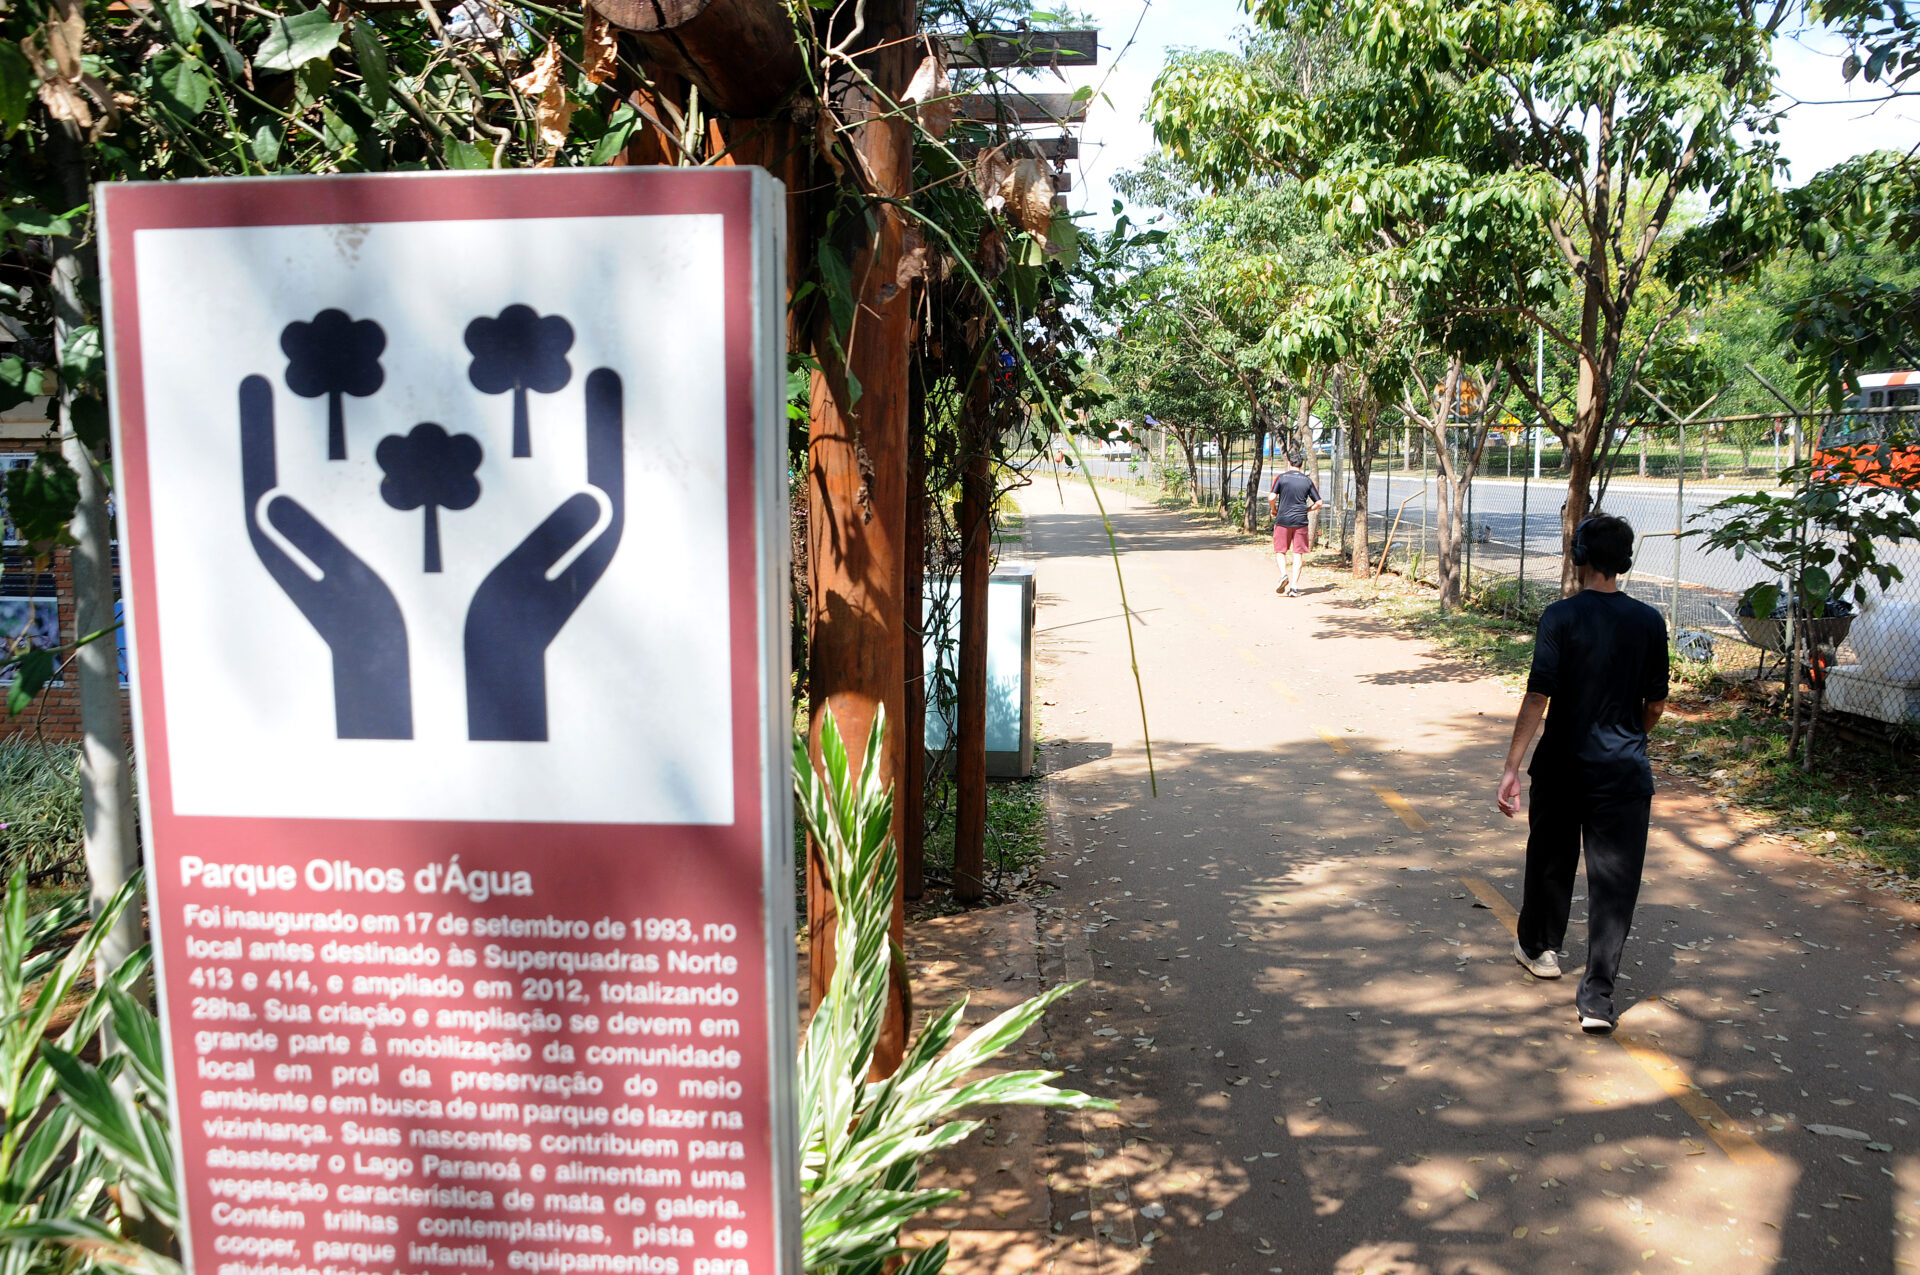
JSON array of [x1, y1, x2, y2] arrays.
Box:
[[996, 478, 1920, 1275]]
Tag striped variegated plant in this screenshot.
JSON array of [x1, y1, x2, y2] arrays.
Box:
[[794, 709, 1108, 1275]]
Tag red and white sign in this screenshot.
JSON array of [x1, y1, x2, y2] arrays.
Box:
[[100, 169, 797, 1275]]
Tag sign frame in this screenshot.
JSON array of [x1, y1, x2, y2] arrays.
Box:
[[100, 166, 799, 1275]]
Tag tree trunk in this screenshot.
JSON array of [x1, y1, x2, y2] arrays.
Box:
[[1563, 263, 1611, 593], [1243, 412, 1267, 535], [51, 128, 142, 989], [1347, 397, 1379, 578], [1173, 429, 1200, 502], [805, 0, 914, 1075], [1213, 430, 1231, 517], [1296, 393, 1322, 545]]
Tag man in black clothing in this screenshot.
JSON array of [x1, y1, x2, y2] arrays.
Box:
[[1496, 514, 1669, 1034], [1266, 452, 1322, 597]]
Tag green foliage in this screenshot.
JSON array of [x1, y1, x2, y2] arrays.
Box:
[[0, 740, 84, 885], [1691, 453, 1920, 617], [0, 870, 174, 1275], [794, 710, 1105, 1275], [1150, 0, 1791, 543]]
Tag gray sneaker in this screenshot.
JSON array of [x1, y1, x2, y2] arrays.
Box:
[[1580, 1014, 1616, 1036], [1513, 938, 1562, 979]]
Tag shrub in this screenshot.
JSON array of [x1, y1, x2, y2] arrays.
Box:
[[0, 740, 85, 885], [795, 710, 1106, 1273]]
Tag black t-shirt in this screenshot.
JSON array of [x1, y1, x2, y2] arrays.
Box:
[[1526, 590, 1671, 797], [1269, 471, 1321, 527]]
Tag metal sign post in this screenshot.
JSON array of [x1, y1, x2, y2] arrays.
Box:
[[101, 168, 798, 1275]]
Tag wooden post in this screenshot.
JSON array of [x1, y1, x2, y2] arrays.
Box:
[[903, 370, 927, 901], [805, 0, 915, 1073], [953, 363, 993, 904]]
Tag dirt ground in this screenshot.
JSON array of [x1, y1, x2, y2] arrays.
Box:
[[901, 478, 1920, 1275]]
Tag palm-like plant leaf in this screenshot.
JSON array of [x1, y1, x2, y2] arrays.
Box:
[[794, 710, 1112, 1274]]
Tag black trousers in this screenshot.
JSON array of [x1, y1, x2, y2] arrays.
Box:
[[1515, 782, 1652, 1020]]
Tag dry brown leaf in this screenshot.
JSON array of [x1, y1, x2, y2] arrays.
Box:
[[46, 0, 84, 81], [814, 107, 846, 180], [917, 95, 958, 140], [975, 225, 1008, 281], [902, 51, 945, 104], [512, 39, 575, 150], [1000, 157, 1054, 237], [973, 145, 1011, 211], [581, 3, 617, 86], [36, 73, 93, 132], [903, 49, 957, 139], [896, 227, 930, 289]]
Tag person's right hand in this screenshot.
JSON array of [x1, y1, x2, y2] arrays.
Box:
[[464, 368, 625, 742], [1496, 767, 1522, 818]]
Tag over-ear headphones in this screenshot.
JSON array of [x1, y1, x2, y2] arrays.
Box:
[[1571, 517, 1595, 567]]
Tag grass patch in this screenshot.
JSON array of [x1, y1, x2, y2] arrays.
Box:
[[919, 770, 1050, 905], [0, 739, 85, 886], [1328, 565, 1920, 879], [1656, 684, 1920, 877]]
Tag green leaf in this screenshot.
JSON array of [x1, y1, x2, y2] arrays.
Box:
[[590, 103, 639, 166], [150, 50, 213, 122], [0, 353, 52, 411], [0, 43, 35, 136], [6, 648, 55, 716], [159, 0, 199, 45], [255, 8, 345, 72], [442, 135, 494, 170], [2, 205, 78, 237], [60, 325, 103, 388], [320, 106, 356, 154], [817, 240, 856, 345], [68, 395, 109, 452], [250, 120, 283, 167], [349, 18, 391, 114], [1800, 564, 1832, 604], [2, 451, 80, 545]]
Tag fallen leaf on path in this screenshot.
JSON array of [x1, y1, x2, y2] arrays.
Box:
[[1807, 1124, 1871, 1140]]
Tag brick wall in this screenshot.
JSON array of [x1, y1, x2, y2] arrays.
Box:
[[2, 407, 134, 746]]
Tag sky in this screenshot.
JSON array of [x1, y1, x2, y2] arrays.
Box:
[[1007, 0, 1919, 231]]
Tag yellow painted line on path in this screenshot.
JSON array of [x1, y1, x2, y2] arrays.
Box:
[[1315, 727, 1351, 756], [1267, 679, 1300, 704], [1210, 622, 1234, 638], [1458, 874, 1775, 1168], [1370, 785, 1431, 831], [1461, 875, 1518, 928], [1613, 1033, 1776, 1167], [1236, 647, 1263, 668]]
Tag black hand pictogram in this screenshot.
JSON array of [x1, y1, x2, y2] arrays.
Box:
[[376, 423, 483, 573], [464, 305, 574, 459], [281, 310, 386, 461], [241, 375, 413, 739], [464, 368, 623, 742]]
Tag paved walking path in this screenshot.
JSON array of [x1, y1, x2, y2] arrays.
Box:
[[917, 478, 1920, 1275]]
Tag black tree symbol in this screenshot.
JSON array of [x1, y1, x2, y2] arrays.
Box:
[[376, 424, 483, 573], [281, 310, 386, 461], [464, 305, 573, 458]]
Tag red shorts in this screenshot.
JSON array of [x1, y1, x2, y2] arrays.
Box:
[[1273, 523, 1310, 554]]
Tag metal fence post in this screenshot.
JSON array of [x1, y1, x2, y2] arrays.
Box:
[[1518, 456, 1530, 605], [1673, 421, 1685, 635]]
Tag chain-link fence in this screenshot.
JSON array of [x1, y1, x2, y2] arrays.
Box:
[[1070, 417, 1920, 735], [1319, 423, 1920, 728]]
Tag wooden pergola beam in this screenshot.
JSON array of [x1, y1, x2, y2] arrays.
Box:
[[590, 0, 805, 117], [940, 29, 1098, 69]]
